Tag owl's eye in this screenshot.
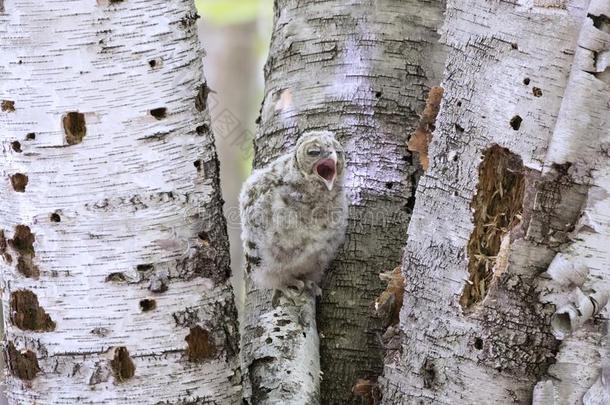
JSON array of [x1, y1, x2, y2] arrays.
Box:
[[307, 149, 321, 157]]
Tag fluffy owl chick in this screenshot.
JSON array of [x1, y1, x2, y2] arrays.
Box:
[[239, 131, 348, 298]]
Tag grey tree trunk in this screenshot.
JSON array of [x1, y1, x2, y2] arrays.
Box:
[[381, 0, 610, 403], [0, 1, 241, 403], [241, 0, 446, 403]]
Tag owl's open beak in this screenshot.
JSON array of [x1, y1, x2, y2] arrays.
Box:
[[315, 157, 337, 191]]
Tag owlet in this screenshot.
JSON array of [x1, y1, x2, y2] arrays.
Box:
[[239, 131, 348, 297]]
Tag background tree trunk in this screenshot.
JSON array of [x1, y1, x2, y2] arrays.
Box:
[[241, 0, 446, 403], [381, 0, 610, 403], [0, 1, 240, 403]]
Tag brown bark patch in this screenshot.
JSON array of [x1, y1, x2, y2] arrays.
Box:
[[149, 107, 167, 120], [9, 225, 39, 278], [10, 290, 56, 331], [139, 299, 156, 312], [185, 326, 216, 362], [195, 84, 212, 112], [460, 145, 525, 309], [375, 267, 405, 328], [1, 100, 15, 112], [351, 378, 381, 405], [105, 272, 127, 282], [10, 173, 28, 192], [11, 141, 22, 153], [63, 112, 87, 145], [407, 86, 444, 171], [111, 347, 135, 382], [5, 342, 40, 380]]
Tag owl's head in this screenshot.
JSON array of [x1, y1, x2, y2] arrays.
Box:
[[295, 131, 345, 191]]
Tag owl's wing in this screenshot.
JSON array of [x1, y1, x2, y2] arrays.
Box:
[[239, 167, 278, 274]]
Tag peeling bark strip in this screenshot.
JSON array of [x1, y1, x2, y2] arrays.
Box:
[[461, 146, 525, 309], [0, 1, 240, 403], [242, 0, 447, 402], [111, 347, 135, 382], [380, 0, 605, 403], [407, 87, 444, 171], [10, 290, 55, 331], [5, 342, 40, 381]]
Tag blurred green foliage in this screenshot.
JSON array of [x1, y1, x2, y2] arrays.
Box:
[[196, 0, 273, 25]]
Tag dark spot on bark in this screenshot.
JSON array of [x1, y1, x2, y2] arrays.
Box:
[[50, 213, 61, 223], [1, 100, 15, 112], [523, 78, 530, 85], [246, 254, 261, 266], [532, 87, 543, 97], [510, 115, 523, 130], [375, 91, 382, 98], [454, 123, 464, 133], [421, 358, 436, 388], [148, 58, 163, 69], [11, 141, 22, 153], [136, 264, 154, 272], [511, 42, 519, 50], [249, 356, 275, 402], [385, 182, 394, 190], [26, 132, 36, 140], [111, 347, 135, 382], [461, 145, 525, 309], [10, 173, 28, 192], [139, 299, 156, 312], [5, 342, 40, 380], [246, 241, 257, 250], [9, 225, 35, 255], [265, 337, 272, 344], [0, 230, 6, 254], [105, 272, 127, 282], [195, 84, 211, 112], [63, 112, 87, 145], [185, 326, 216, 362], [196, 124, 208, 135], [255, 115, 262, 124], [149, 59, 156, 68], [198, 231, 209, 242], [588, 13, 610, 31], [194, 160, 202, 171], [457, 101, 462, 107], [150, 107, 167, 120], [474, 337, 484, 350], [10, 290, 56, 331], [17, 255, 39, 278]]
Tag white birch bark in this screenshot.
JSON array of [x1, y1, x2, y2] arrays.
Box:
[[381, 0, 610, 403], [0, 1, 241, 403], [241, 0, 446, 403]]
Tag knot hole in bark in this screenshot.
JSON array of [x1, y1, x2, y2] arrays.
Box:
[[10, 173, 28, 192], [150, 107, 167, 120]]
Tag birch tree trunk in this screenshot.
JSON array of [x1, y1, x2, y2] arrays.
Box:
[[381, 0, 610, 403], [0, 1, 241, 403], [241, 0, 446, 403]]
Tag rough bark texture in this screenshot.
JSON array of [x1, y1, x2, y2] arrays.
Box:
[[0, 1, 241, 403], [381, 0, 609, 403], [240, 0, 446, 403]]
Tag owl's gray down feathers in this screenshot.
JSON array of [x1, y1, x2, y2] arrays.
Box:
[[239, 131, 348, 292]]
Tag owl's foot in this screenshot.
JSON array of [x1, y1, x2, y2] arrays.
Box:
[[305, 280, 322, 296], [271, 280, 308, 306]]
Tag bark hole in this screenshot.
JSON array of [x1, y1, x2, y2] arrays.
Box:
[[26, 132, 36, 140], [150, 107, 167, 120], [532, 87, 543, 97], [10, 290, 56, 331], [511, 42, 519, 50], [105, 272, 127, 282], [10, 173, 28, 192], [523, 78, 530, 85], [1, 100, 15, 112], [136, 264, 154, 272], [421, 358, 437, 388], [196, 124, 208, 135], [50, 213, 61, 223], [11, 141, 22, 153], [460, 145, 525, 309], [148, 58, 162, 69], [63, 112, 87, 145], [375, 91, 382, 98], [5, 342, 40, 380], [139, 299, 156, 312], [474, 337, 483, 350], [111, 347, 135, 382], [185, 326, 216, 362], [194, 160, 202, 172], [510, 115, 523, 130]]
